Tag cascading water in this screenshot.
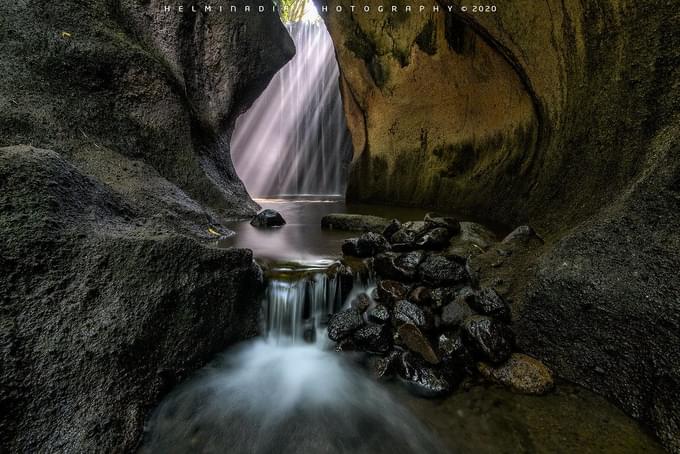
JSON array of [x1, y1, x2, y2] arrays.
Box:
[[141, 263, 447, 454], [231, 13, 352, 197]]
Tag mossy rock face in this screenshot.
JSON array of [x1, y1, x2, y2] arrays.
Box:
[[319, 0, 680, 450]]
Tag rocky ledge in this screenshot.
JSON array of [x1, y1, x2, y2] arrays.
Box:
[[328, 214, 553, 397]]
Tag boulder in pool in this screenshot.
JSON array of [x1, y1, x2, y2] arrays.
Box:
[[321, 213, 389, 233], [478, 353, 554, 395], [250, 209, 286, 228]]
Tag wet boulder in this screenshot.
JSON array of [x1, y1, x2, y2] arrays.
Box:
[[469, 288, 511, 322], [357, 232, 391, 255], [321, 213, 389, 233], [424, 212, 461, 235], [250, 209, 286, 228], [438, 331, 475, 377], [462, 315, 515, 364], [397, 323, 439, 364], [394, 300, 426, 328], [408, 286, 433, 306], [368, 349, 402, 380], [415, 227, 452, 250], [441, 298, 475, 328], [374, 251, 424, 281], [350, 293, 371, 313], [376, 280, 409, 303], [389, 228, 417, 250], [418, 254, 469, 286], [397, 352, 453, 398], [478, 353, 554, 395], [353, 323, 391, 354], [327, 308, 364, 341], [368, 304, 390, 324], [382, 218, 402, 241]]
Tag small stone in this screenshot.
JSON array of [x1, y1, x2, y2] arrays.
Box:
[[409, 286, 433, 306], [418, 254, 469, 286], [350, 293, 371, 313], [250, 209, 286, 227], [357, 232, 391, 255], [397, 352, 453, 398], [415, 227, 452, 250], [477, 353, 554, 395], [441, 299, 474, 328], [335, 338, 357, 352], [374, 251, 424, 281], [424, 212, 461, 235], [397, 323, 439, 364], [394, 300, 426, 327], [327, 308, 364, 342], [382, 219, 402, 241], [368, 304, 390, 324], [469, 288, 511, 322], [430, 287, 457, 308], [502, 225, 544, 245], [352, 323, 391, 354], [390, 228, 417, 247], [376, 280, 409, 303], [368, 349, 401, 379], [461, 315, 514, 364]]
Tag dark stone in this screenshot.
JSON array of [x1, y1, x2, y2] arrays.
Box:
[[415, 227, 452, 250], [352, 323, 391, 354], [409, 286, 433, 306], [394, 300, 426, 327], [462, 316, 515, 364], [502, 225, 544, 244], [357, 232, 391, 255], [335, 338, 358, 352], [397, 352, 453, 398], [382, 218, 402, 241], [438, 330, 474, 377], [350, 293, 371, 313], [441, 298, 475, 328], [321, 213, 390, 233], [368, 304, 390, 324], [397, 323, 439, 364], [430, 287, 458, 308], [376, 280, 409, 303], [327, 308, 364, 341], [424, 212, 461, 235], [390, 228, 417, 248], [470, 288, 511, 322], [418, 254, 469, 286], [343, 233, 391, 257], [368, 349, 402, 379], [250, 209, 286, 228], [394, 250, 426, 278]]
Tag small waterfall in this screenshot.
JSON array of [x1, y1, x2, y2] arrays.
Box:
[[141, 261, 446, 454], [262, 261, 374, 344], [231, 17, 353, 197]]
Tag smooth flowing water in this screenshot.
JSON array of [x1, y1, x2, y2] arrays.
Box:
[[230, 19, 352, 197], [142, 199, 665, 454]]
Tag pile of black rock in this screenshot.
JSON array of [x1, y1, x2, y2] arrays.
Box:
[[327, 214, 522, 397]]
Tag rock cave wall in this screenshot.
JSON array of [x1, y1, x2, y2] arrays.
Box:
[[0, 1, 293, 451], [318, 0, 680, 451]]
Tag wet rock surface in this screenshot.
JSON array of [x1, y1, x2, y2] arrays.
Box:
[[478, 353, 554, 395], [321, 213, 389, 232], [250, 209, 286, 228], [330, 213, 542, 400]]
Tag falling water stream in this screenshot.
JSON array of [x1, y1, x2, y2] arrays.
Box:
[[231, 16, 352, 197]]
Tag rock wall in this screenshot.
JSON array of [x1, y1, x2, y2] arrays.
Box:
[[0, 1, 293, 451], [319, 0, 680, 450]]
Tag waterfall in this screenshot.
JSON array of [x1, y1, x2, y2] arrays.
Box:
[[231, 17, 352, 197], [262, 261, 373, 345]]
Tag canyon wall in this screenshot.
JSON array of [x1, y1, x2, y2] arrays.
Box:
[[319, 0, 680, 450], [0, 1, 293, 451]]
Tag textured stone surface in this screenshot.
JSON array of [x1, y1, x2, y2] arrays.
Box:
[[0, 1, 292, 451], [478, 354, 554, 395]]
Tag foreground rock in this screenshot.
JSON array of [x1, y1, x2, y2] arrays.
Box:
[[0, 147, 266, 453], [321, 213, 389, 232], [478, 353, 554, 395], [250, 209, 286, 228]]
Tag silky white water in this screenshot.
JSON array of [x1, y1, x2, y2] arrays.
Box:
[[141, 264, 446, 454]]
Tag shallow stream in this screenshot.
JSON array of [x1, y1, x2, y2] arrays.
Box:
[[141, 199, 664, 453]]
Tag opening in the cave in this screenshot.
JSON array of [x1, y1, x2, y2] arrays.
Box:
[[230, 0, 352, 198]]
